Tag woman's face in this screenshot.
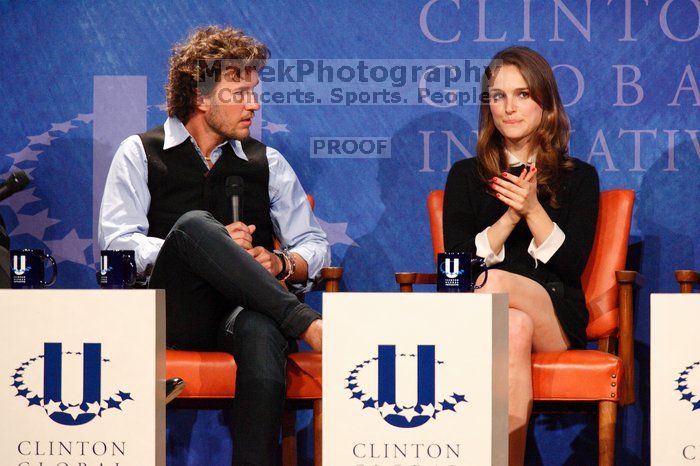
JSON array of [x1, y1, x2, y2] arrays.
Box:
[[488, 64, 543, 150]]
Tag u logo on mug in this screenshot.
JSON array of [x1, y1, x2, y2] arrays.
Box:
[[437, 252, 488, 292], [97, 250, 137, 289], [10, 249, 58, 288]]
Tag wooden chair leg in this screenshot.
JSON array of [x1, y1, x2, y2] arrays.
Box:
[[314, 399, 322, 466], [281, 408, 297, 466], [598, 401, 617, 466]]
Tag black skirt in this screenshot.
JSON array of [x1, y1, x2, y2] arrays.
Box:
[[494, 260, 589, 349]]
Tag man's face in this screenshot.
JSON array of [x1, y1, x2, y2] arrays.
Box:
[[203, 70, 260, 141]]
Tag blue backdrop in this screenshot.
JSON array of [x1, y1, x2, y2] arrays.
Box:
[[1, 0, 699, 464]]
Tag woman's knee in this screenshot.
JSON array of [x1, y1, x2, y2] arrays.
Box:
[[509, 309, 534, 354], [474, 269, 510, 294]]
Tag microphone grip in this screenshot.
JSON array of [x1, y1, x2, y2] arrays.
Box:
[[231, 195, 240, 223]]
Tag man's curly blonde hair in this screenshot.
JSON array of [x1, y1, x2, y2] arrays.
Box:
[[166, 26, 270, 123]]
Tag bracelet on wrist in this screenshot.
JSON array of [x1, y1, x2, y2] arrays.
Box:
[[274, 250, 294, 281]]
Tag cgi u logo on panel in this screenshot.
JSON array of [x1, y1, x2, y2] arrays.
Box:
[[675, 360, 700, 412], [346, 345, 466, 428], [440, 258, 462, 279], [10, 343, 132, 426], [12, 255, 30, 275]]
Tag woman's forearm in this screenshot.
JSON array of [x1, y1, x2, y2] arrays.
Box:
[[525, 204, 555, 247], [486, 209, 520, 255]]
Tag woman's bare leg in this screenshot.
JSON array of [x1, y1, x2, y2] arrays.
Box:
[[475, 270, 570, 466]]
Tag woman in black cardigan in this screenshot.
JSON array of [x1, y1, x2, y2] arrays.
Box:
[[443, 47, 599, 465]]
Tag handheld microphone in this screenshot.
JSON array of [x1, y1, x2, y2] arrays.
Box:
[[225, 176, 244, 223], [0, 170, 30, 203]]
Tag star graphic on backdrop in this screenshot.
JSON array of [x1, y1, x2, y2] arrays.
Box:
[[16, 388, 30, 397], [263, 121, 290, 134], [452, 393, 467, 403], [73, 113, 93, 123], [27, 132, 57, 146], [27, 395, 42, 407], [6, 147, 42, 165], [50, 121, 77, 133], [11, 209, 60, 240], [43, 229, 92, 265], [18, 166, 36, 178], [693, 400, 700, 411], [681, 392, 694, 402], [316, 218, 357, 247], [117, 391, 132, 401]]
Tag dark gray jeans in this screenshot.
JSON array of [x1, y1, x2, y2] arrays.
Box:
[[149, 210, 320, 465]]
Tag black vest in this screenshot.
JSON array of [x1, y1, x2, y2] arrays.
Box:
[[138, 126, 274, 250]]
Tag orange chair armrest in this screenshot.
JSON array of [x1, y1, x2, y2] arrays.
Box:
[[395, 272, 437, 292], [320, 266, 343, 293], [675, 269, 700, 293], [616, 270, 643, 287]]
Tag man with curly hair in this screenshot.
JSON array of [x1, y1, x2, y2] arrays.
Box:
[[99, 26, 328, 465]]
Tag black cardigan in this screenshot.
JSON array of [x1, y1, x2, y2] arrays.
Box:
[[443, 157, 600, 348]]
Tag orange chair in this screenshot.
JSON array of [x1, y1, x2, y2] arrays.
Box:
[[676, 270, 699, 293], [396, 189, 638, 466], [166, 195, 341, 466]]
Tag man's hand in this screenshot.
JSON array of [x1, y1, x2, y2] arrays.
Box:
[[248, 246, 284, 276], [225, 222, 256, 250]]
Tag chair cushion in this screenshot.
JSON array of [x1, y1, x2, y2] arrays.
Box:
[[166, 350, 236, 399], [165, 350, 322, 400], [532, 350, 623, 402]]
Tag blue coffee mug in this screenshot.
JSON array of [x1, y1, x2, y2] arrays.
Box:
[[437, 252, 488, 292], [97, 250, 137, 289], [10, 249, 58, 289]]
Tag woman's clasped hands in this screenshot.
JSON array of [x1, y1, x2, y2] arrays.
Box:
[[490, 164, 541, 221]]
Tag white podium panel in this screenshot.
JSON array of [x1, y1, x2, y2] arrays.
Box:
[[651, 293, 700, 464], [323, 293, 508, 466], [0, 290, 166, 466]]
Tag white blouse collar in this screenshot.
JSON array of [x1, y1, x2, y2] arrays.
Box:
[[505, 149, 536, 167]]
